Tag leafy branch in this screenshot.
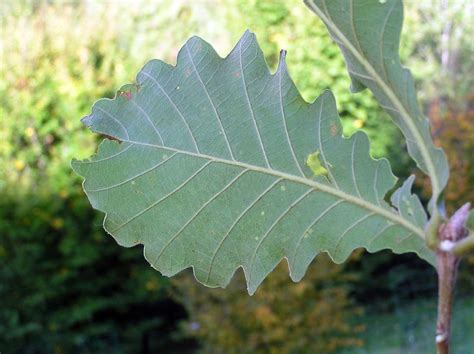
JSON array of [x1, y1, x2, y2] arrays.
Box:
[[304, 0, 449, 218], [73, 1, 471, 353]]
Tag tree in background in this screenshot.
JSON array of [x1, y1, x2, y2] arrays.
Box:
[[1, 1, 226, 352], [1, 1, 472, 353], [172, 258, 363, 354]]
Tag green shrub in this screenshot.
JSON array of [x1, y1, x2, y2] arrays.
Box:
[[0, 1, 223, 351], [171, 257, 364, 354], [0, 192, 180, 352]]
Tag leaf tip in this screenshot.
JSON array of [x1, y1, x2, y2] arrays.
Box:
[[349, 78, 366, 94], [403, 174, 416, 189], [319, 88, 336, 104], [80, 114, 93, 127], [184, 35, 207, 52], [243, 28, 253, 36], [241, 29, 257, 43]]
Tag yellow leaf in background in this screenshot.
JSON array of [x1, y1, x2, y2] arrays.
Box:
[[51, 218, 64, 229], [269, 32, 289, 49], [353, 119, 364, 129], [25, 127, 34, 137], [14, 159, 25, 171], [145, 279, 158, 291], [255, 305, 277, 327]]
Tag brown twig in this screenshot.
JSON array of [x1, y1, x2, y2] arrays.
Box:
[[435, 203, 470, 354]]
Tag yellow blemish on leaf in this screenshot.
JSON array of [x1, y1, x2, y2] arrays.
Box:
[[280, 185, 286, 192], [306, 151, 328, 177]]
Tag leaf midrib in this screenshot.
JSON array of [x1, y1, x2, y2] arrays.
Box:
[[117, 138, 424, 238], [304, 0, 441, 201]]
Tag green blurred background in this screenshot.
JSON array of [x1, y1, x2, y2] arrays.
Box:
[[1, 1, 473, 353]]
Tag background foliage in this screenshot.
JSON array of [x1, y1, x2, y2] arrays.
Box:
[[1, 0, 472, 353], [172, 258, 364, 354]]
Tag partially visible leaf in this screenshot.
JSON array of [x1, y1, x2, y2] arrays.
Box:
[[467, 211, 474, 232], [73, 31, 433, 294], [304, 0, 449, 212]]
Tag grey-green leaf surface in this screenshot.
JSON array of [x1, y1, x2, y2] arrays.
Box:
[[73, 31, 433, 294], [304, 0, 449, 211]]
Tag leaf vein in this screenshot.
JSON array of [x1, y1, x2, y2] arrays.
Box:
[[248, 188, 314, 283], [351, 135, 362, 198], [379, 0, 397, 82], [373, 162, 382, 206], [130, 99, 164, 144], [109, 160, 212, 233], [238, 39, 271, 168], [141, 70, 200, 152], [96, 106, 130, 139], [333, 212, 376, 257], [318, 93, 339, 188], [89, 152, 177, 192], [80, 144, 133, 164], [120, 139, 424, 237], [185, 44, 235, 160], [153, 168, 249, 265], [205, 178, 283, 283], [290, 199, 345, 271], [277, 57, 305, 176], [368, 222, 395, 248]]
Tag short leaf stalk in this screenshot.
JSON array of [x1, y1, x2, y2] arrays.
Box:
[[436, 203, 470, 354], [452, 233, 474, 256]]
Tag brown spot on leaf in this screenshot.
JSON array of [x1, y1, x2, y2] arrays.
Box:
[[120, 91, 132, 100], [330, 124, 338, 137], [100, 134, 122, 143]]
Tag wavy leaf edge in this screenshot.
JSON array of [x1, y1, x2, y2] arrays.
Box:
[[72, 30, 433, 295]]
